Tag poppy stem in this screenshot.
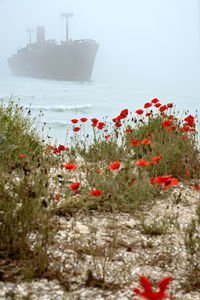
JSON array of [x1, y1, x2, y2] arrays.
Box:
[[93, 126, 97, 144]]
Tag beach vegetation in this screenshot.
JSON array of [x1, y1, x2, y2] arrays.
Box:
[[0, 97, 200, 297]]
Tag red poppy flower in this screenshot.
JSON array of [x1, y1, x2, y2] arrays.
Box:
[[54, 149, 59, 154], [144, 102, 152, 108], [120, 108, 128, 118], [136, 159, 150, 166], [130, 138, 140, 146], [91, 189, 103, 197], [115, 122, 122, 127], [91, 118, 98, 124], [159, 105, 168, 112], [57, 145, 68, 152], [80, 118, 88, 122], [184, 115, 195, 126], [125, 128, 132, 133], [162, 120, 173, 128], [167, 103, 173, 108], [109, 160, 120, 170], [116, 115, 124, 121], [152, 175, 178, 190], [97, 122, 105, 129], [70, 182, 80, 191], [146, 112, 152, 117], [133, 276, 174, 300], [71, 119, 78, 123], [154, 103, 161, 107], [54, 145, 68, 154], [184, 125, 195, 131], [112, 117, 118, 123], [151, 98, 159, 103], [55, 194, 61, 200], [150, 177, 156, 185], [48, 145, 55, 150], [183, 126, 191, 132], [154, 175, 172, 184], [194, 184, 199, 191], [186, 170, 190, 176], [146, 132, 153, 137], [58, 145, 65, 151], [63, 162, 76, 171], [152, 154, 162, 164], [164, 177, 178, 190], [136, 109, 144, 115], [141, 138, 151, 145], [19, 154, 26, 158], [184, 121, 196, 128], [97, 170, 102, 173], [73, 127, 80, 132], [105, 134, 111, 139]]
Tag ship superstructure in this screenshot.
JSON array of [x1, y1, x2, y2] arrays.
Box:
[[8, 14, 99, 81]]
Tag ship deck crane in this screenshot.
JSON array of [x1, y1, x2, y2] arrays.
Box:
[[61, 13, 74, 43]]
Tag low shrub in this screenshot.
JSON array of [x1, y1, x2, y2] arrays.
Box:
[[0, 100, 54, 276], [56, 98, 200, 214]]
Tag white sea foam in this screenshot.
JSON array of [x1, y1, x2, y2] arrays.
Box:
[[44, 120, 70, 127], [30, 104, 93, 112]]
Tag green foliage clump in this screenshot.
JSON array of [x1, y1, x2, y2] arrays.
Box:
[[1, 97, 200, 284], [124, 114, 200, 179], [0, 100, 53, 276], [59, 101, 200, 214]]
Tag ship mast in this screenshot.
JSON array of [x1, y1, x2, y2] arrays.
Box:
[[61, 13, 73, 42], [26, 29, 34, 45]]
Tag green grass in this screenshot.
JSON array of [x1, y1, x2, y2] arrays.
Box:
[[0, 100, 55, 277], [56, 102, 200, 214]]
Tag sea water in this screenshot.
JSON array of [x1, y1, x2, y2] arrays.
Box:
[[0, 73, 200, 146]]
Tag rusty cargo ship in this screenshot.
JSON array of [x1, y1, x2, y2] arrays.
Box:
[[8, 14, 99, 81]]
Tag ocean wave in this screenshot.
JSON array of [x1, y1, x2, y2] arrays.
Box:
[[30, 104, 93, 112], [43, 120, 70, 127]]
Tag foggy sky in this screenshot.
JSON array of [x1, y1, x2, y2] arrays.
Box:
[[0, 0, 200, 85]]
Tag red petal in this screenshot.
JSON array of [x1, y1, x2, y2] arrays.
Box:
[[158, 276, 172, 292], [139, 276, 153, 293], [133, 288, 142, 295]]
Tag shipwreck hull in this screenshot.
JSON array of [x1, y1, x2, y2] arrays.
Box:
[[8, 40, 99, 81]]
